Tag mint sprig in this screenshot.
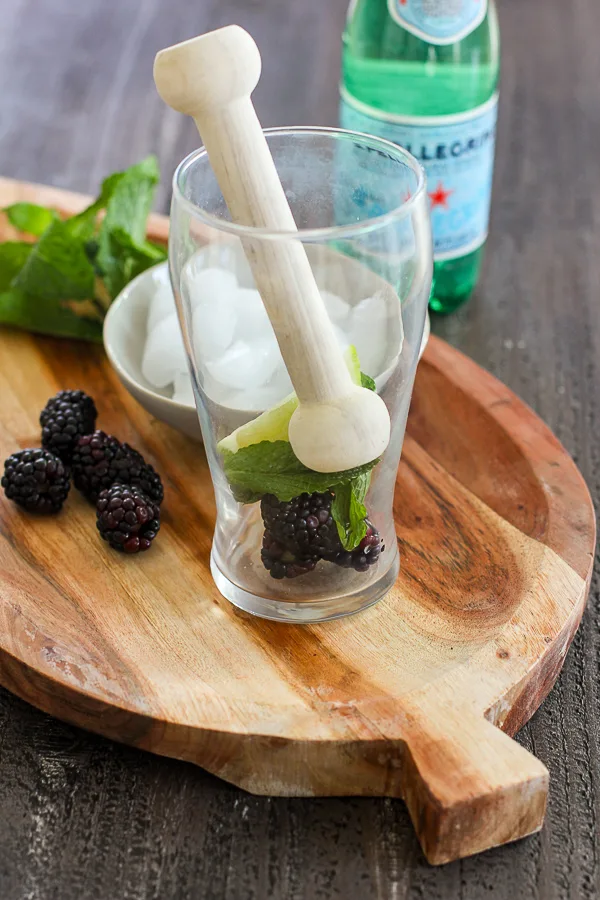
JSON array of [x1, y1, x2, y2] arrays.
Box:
[[0, 155, 166, 342]]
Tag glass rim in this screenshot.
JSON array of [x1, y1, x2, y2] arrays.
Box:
[[172, 125, 427, 242]]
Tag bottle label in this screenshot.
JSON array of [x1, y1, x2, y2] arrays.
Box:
[[387, 0, 488, 44], [340, 92, 498, 261]]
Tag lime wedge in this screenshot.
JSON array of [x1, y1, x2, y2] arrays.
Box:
[[217, 345, 363, 454], [344, 344, 361, 386], [217, 393, 299, 453]]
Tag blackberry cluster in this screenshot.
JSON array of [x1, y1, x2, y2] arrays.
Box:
[[261, 492, 338, 560], [260, 490, 383, 580], [71, 431, 164, 505], [40, 390, 97, 462], [96, 484, 160, 554], [2, 390, 165, 557], [1, 449, 70, 513]]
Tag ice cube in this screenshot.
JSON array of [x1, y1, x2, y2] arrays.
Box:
[[203, 358, 293, 411], [192, 297, 236, 361], [347, 292, 388, 378], [267, 364, 293, 397], [223, 360, 293, 411], [184, 265, 238, 309], [204, 336, 281, 391], [321, 290, 350, 326], [147, 282, 176, 334], [172, 371, 195, 407], [142, 314, 187, 389], [333, 325, 350, 351], [226, 385, 292, 412], [201, 374, 241, 408], [232, 288, 274, 342]]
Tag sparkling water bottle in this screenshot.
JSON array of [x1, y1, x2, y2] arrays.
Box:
[[340, 1, 500, 313]]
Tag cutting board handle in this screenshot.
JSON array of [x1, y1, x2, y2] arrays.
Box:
[[402, 703, 549, 864]]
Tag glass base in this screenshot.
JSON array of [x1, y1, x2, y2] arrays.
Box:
[[210, 550, 400, 624]]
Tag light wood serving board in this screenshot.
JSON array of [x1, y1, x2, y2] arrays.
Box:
[[0, 179, 595, 865]]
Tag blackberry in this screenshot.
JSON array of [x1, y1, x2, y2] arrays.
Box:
[[260, 491, 383, 578], [96, 484, 160, 553], [260, 492, 339, 560], [1, 448, 70, 513], [40, 390, 97, 462], [261, 531, 318, 579], [325, 524, 383, 573], [71, 431, 164, 505]]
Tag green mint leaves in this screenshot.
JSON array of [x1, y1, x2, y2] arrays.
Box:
[[222, 440, 378, 505], [14, 218, 96, 302], [330, 471, 372, 550], [94, 155, 165, 299], [0, 242, 32, 291], [0, 155, 166, 342], [4, 203, 57, 237], [360, 371, 377, 391], [0, 289, 105, 342]]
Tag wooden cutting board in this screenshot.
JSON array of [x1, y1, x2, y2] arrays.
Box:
[[0, 179, 595, 865]]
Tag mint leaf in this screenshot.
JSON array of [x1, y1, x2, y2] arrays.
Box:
[[96, 170, 128, 208], [109, 226, 167, 279], [105, 156, 160, 242], [0, 242, 32, 292], [12, 218, 95, 302], [331, 483, 353, 547], [66, 171, 127, 241], [96, 155, 162, 298], [0, 156, 163, 343], [111, 227, 166, 261], [330, 471, 371, 550], [97, 227, 166, 299], [66, 208, 100, 242], [221, 440, 378, 503], [4, 203, 57, 237], [0, 288, 102, 342], [361, 372, 376, 391]]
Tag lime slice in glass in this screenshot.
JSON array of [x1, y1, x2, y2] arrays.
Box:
[[217, 393, 298, 453]]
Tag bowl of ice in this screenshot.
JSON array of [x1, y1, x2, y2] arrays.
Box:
[[103, 250, 429, 442]]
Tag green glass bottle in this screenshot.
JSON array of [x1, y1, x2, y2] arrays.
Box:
[[340, 1, 500, 313]]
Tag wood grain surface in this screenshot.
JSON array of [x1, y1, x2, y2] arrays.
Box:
[[0, 0, 599, 897], [0, 181, 593, 864]]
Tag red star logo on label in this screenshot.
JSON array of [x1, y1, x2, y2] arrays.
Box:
[[428, 181, 453, 210]]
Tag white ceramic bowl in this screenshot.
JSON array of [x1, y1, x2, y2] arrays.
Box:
[[103, 262, 430, 442]]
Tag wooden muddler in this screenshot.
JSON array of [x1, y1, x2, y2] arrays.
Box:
[[154, 26, 391, 473]]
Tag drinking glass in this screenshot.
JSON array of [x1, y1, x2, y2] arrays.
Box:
[[169, 127, 432, 623]]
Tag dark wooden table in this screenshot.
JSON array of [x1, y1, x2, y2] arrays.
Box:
[[0, 0, 598, 897]]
